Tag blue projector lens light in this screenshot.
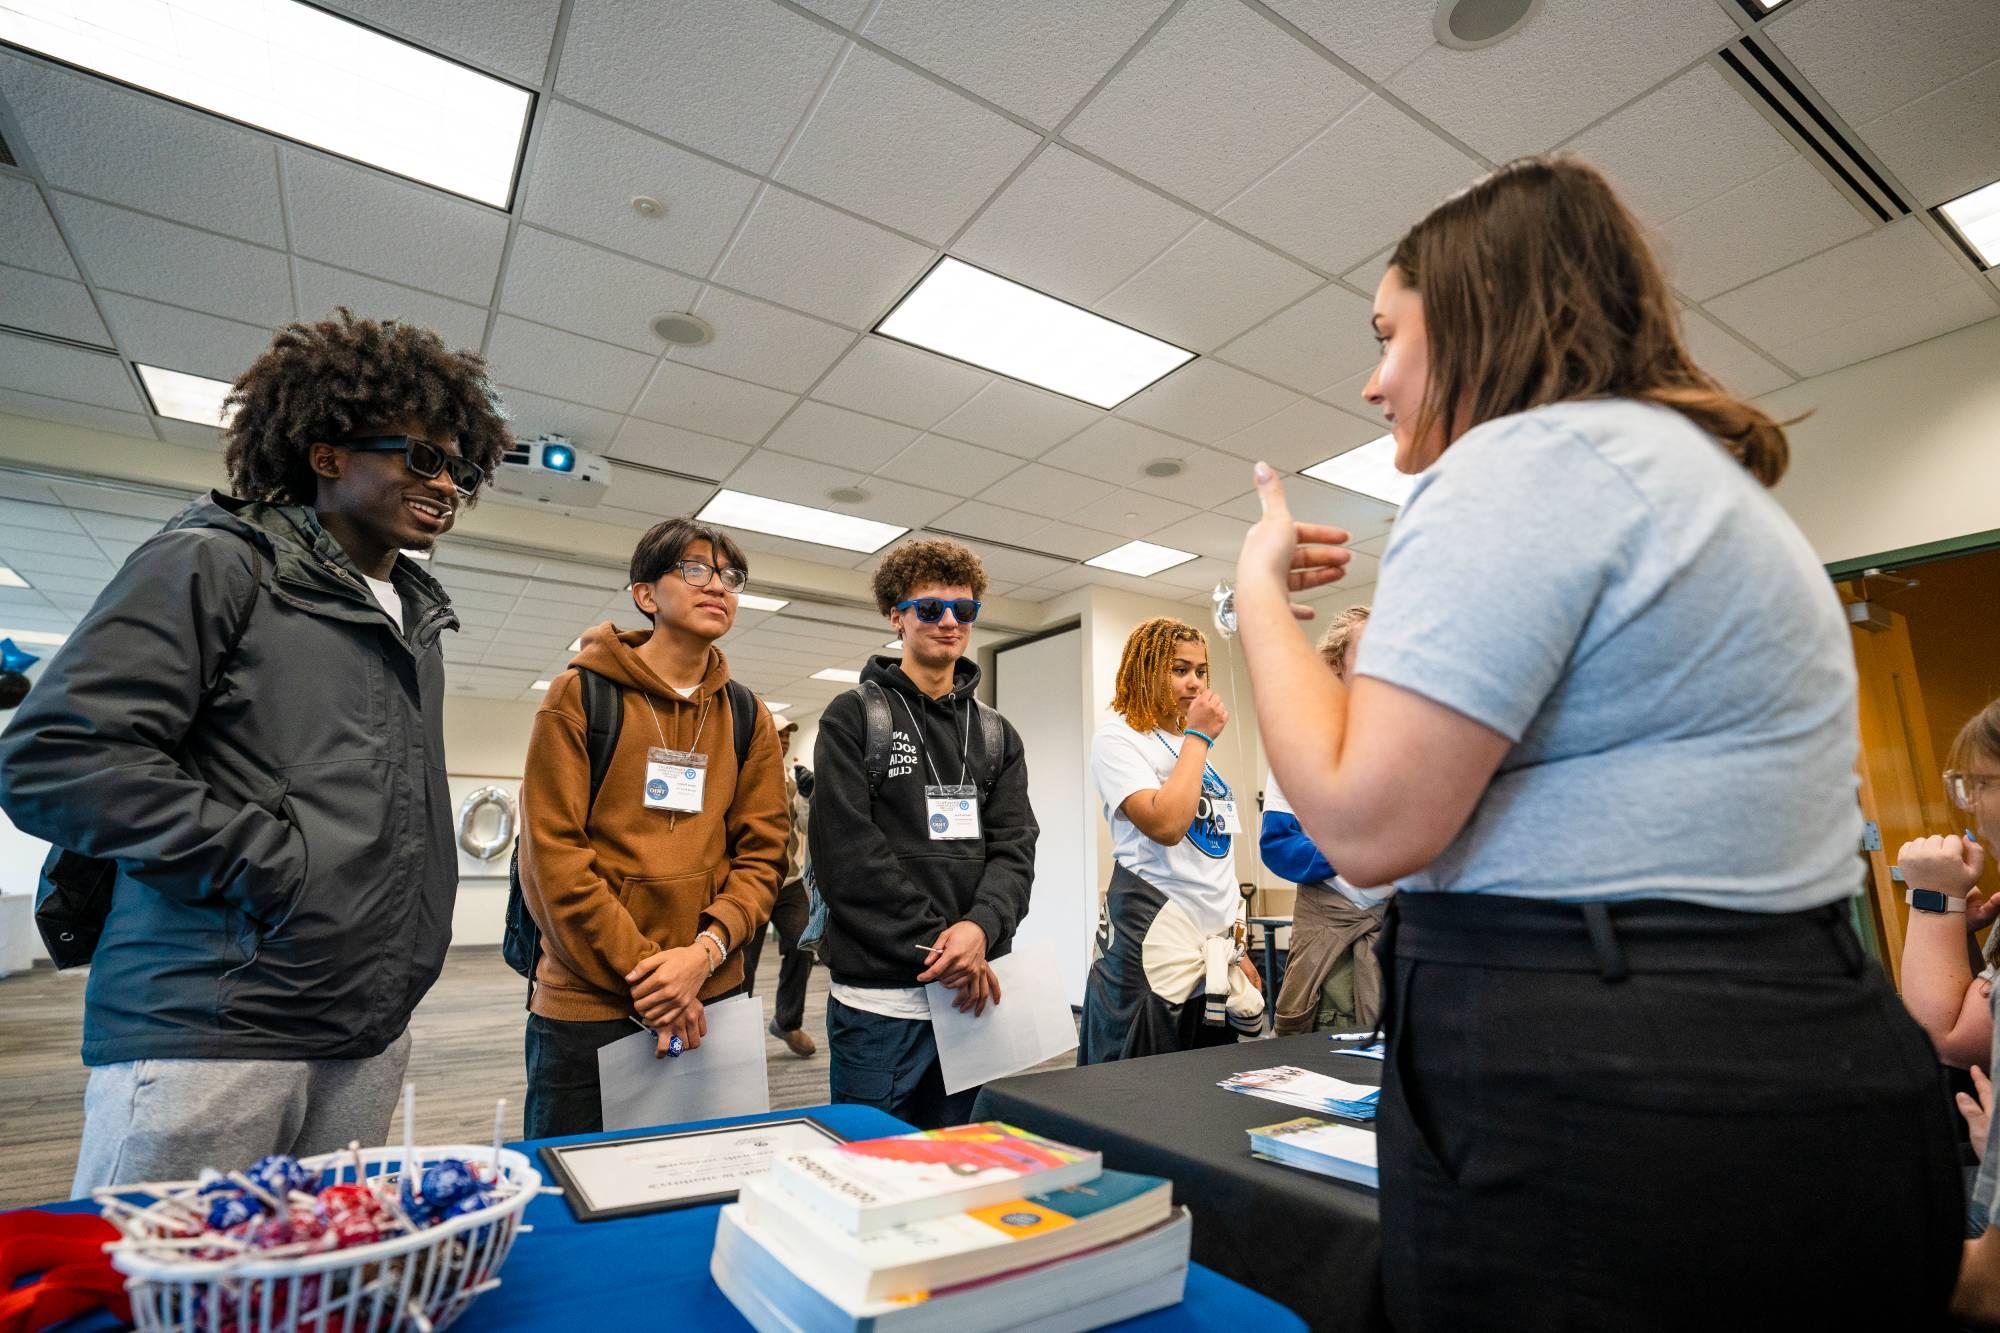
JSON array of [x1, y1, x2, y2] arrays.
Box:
[[543, 444, 575, 472]]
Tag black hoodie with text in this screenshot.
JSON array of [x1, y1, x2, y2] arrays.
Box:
[[807, 655, 1038, 988]]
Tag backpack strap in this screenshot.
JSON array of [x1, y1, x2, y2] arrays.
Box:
[[971, 699, 1006, 798], [859, 680, 895, 794], [724, 679, 757, 770], [575, 667, 623, 811]]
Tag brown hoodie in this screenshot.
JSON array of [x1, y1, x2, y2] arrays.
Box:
[[518, 623, 787, 1022]]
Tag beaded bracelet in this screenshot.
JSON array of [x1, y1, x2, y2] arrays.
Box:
[[1183, 727, 1216, 748], [697, 928, 727, 978]]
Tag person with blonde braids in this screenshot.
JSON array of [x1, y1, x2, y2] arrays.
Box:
[[1079, 618, 1264, 1064]]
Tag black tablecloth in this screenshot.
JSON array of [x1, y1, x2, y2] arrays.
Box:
[[973, 1034, 1386, 1333]]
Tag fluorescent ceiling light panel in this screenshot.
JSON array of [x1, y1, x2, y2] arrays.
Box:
[[400, 548, 432, 561], [766, 701, 792, 713], [875, 257, 1196, 409], [1085, 540, 1198, 577], [738, 593, 791, 613], [1938, 180, 2000, 270], [1302, 435, 1417, 507], [885, 638, 905, 650], [812, 667, 863, 683], [135, 364, 234, 428], [0, 1, 531, 207], [0, 567, 29, 589], [698, 490, 907, 555], [532, 679, 552, 691], [0, 628, 69, 646], [568, 636, 583, 652]]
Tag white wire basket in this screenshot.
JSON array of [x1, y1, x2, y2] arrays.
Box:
[[104, 1143, 541, 1333]]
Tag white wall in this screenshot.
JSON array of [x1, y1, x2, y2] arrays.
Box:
[[1768, 314, 2000, 566], [995, 628, 1088, 1006]]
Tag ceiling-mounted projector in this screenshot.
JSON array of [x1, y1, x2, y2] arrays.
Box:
[[493, 433, 611, 508]]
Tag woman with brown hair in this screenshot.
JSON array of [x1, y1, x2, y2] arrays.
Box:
[[1079, 618, 1264, 1064], [1232, 156, 1959, 1327]]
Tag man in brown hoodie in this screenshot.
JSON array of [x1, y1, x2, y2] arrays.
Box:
[[518, 517, 787, 1138]]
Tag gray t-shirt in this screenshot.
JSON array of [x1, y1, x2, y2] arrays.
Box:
[[1356, 398, 1860, 911]]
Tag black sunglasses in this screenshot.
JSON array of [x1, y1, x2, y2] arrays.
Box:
[[895, 597, 981, 624], [339, 435, 485, 496]]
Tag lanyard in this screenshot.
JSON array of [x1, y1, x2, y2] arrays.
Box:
[[895, 689, 971, 788], [1154, 729, 1226, 793], [641, 689, 713, 754]]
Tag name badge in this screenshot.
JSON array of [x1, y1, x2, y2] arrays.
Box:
[[925, 784, 981, 840], [1212, 798, 1242, 834], [645, 747, 708, 813]]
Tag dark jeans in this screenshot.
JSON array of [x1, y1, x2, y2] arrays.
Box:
[[1377, 894, 1963, 1332], [826, 997, 977, 1130], [739, 878, 813, 1033], [523, 984, 746, 1140]]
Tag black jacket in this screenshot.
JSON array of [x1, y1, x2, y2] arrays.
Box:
[[0, 493, 459, 1065], [807, 656, 1037, 988]]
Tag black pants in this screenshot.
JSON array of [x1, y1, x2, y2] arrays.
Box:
[[738, 878, 813, 1033], [1376, 893, 1963, 1332], [826, 997, 977, 1130], [523, 984, 746, 1140]]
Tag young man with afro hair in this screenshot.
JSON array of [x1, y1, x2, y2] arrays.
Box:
[[0, 309, 511, 1191], [806, 539, 1039, 1128]]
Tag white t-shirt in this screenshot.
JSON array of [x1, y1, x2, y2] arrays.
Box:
[[1262, 774, 1395, 911], [362, 574, 402, 632], [829, 982, 931, 1021], [1091, 717, 1242, 938]]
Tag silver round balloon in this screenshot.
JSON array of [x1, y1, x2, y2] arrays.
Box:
[[456, 785, 518, 861]]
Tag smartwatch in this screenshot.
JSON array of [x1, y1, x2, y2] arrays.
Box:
[[1906, 888, 1967, 914]]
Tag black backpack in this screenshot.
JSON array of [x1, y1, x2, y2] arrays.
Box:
[[503, 671, 758, 998]]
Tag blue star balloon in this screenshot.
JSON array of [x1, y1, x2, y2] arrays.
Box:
[[0, 638, 37, 675]]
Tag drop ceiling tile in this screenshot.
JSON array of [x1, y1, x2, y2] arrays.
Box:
[[1074, 487, 1198, 538], [1095, 223, 1319, 353], [951, 147, 1199, 306], [1148, 553, 1232, 592], [50, 481, 191, 520], [775, 46, 1040, 245], [492, 385, 626, 451], [441, 586, 519, 614], [1162, 508, 1253, 560], [582, 505, 665, 531], [0, 265, 108, 345], [1651, 158, 1872, 302], [0, 52, 284, 246], [726, 525, 898, 566], [317, 0, 562, 84], [97, 293, 274, 382], [724, 448, 956, 528], [501, 226, 700, 352], [942, 539, 1070, 588], [607, 464, 719, 520], [0, 386, 152, 439], [1385, 0, 1736, 161], [609, 417, 751, 479], [811, 337, 991, 429], [0, 177, 77, 279], [1317, 363, 1380, 421], [485, 316, 656, 412], [521, 102, 760, 278], [764, 400, 920, 469], [630, 359, 795, 443], [1213, 282, 1378, 394], [1041, 416, 1184, 483], [52, 194, 292, 327], [556, 0, 842, 174], [282, 150, 508, 305], [931, 378, 1103, 457], [712, 188, 936, 327], [796, 0, 870, 25], [1258, 0, 1434, 83], [1219, 478, 1399, 543], [1764, 0, 2000, 126], [153, 420, 225, 450], [1703, 218, 1995, 375], [1216, 395, 1380, 473], [671, 286, 854, 393], [975, 461, 1118, 517], [930, 499, 1052, 542], [880, 434, 1023, 492], [1024, 516, 1129, 560], [1002, 582, 1065, 603], [1563, 63, 1797, 229], [1116, 359, 1295, 444], [1065, 0, 1368, 210], [291, 260, 489, 349], [1854, 59, 2000, 206], [0, 332, 142, 412], [1678, 308, 1794, 399], [1222, 95, 1484, 276], [74, 511, 164, 544]]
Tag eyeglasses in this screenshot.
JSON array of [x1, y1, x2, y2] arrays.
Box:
[[895, 597, 981, 624], [1945, 771, 2000, 810], [339, 435, 485, 496], [671, 560, 747, 592]]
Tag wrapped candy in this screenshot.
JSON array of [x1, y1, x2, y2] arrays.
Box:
[[204, 1190, 263, 1232], [246, 1153, 317, 1200], [419, 1159, 481, 1209], [314, 1183, 383, 1248]]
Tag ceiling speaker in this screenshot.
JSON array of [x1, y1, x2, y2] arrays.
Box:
[[1433, 0, 1542, 50], [652, 312, 714, 346], [1142, 458, 1186, 479]]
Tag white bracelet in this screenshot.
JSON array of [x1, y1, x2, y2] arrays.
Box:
[[697, 928, 728, 976]]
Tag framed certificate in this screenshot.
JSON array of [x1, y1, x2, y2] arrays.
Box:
[[539, 1117, 846, 1222]]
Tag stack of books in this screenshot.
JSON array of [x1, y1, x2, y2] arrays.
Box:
[[1247, 1117, 1380, 1190], [711, 1122, 1192, 1333], [1217, 1065, 1381, 1121]]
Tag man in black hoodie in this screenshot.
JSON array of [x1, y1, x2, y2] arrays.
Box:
[[807, 539, 1038, 1129], [0, 310, 511, 1191]]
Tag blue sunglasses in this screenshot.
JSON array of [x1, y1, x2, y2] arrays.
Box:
[[895, 597, 981, 624]]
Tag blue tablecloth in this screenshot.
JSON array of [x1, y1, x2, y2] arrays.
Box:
[[24, 1104, 1305, 1331]]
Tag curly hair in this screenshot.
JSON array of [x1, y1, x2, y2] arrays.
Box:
[[871, 538, 988, 614], [1111, 617, 1207, 733], [1315, 604, 1371, 680], [222, 308, 513, 506]]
